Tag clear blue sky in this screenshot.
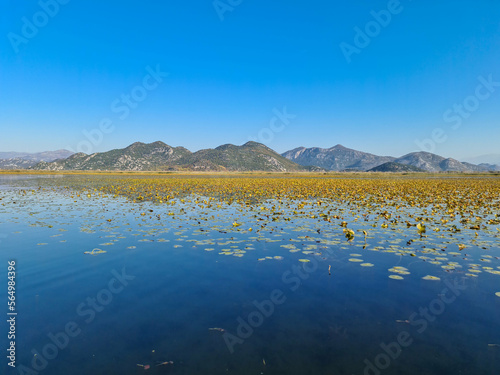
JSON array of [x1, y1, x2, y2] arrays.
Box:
[[1, 0, 499, 160]]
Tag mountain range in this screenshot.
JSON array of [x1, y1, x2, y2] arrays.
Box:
[[1, 142, 498, 172], [31, 141, 310, 172], [282, 145, 394, 171], [282, 145, 499, 172], [463, 153, 500, 166]]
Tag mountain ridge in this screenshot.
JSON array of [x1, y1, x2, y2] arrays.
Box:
[[282, 146, 499, 172], [281, 144, 396, 171], [31, 141, 308, 172], [2, 142, 498, 172]]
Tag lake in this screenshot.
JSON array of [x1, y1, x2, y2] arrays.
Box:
[[1, 174, 499, 375]]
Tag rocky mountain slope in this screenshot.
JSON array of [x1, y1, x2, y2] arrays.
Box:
[[5, 142, 498, 172], [282, 145, 395, 171], [392, 152, 492, 172], [368, 162, 425, 172], [282, 146, 498, 172], [0, 150, 74, 169], [32, 141, 308, 172]]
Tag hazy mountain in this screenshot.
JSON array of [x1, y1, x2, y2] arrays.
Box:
[[368, 162, 425, 172], [0, 149, 74, 169], [393, 152, 491, 172], [281, 145, 395, 171], [32, 141, 307, 172], [0, 158, 39, 170], [476, 163, 500, 171], [463, 154, 500, 166], [0, 150, 74, 161], [33, 141, 191, 171]]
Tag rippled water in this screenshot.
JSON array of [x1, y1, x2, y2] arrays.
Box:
[[1, 175, 499, 375]]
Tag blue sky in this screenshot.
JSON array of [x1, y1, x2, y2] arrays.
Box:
[[1, 0, 499, 160]]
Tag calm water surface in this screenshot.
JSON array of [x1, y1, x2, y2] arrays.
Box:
[[0, 175, 499, 375]]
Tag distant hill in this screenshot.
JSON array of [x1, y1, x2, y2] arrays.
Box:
[[476, 163, 500, 171], [184, 142, 307, 171], [282, 146, 498, 173], [368, 162, 425, 172], [4, 142, 498, 172], [0, 149, 74, 169], [32, 141, 308, 172], [33, 141, 192, 171], [463, 153, 500, 166], [281, 145, 395, 171], [0, 150, 74, 161], [393, 152, 489, 172], [0, 158, 38, 170]]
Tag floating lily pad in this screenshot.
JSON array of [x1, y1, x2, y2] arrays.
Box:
[[389, 275, 404, 280], [422, 275, 441, 281]]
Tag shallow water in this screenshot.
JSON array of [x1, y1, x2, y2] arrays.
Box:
[[1, 175, 499, 375]]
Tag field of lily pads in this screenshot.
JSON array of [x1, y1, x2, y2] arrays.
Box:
[[4, 174, 500, 286]]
